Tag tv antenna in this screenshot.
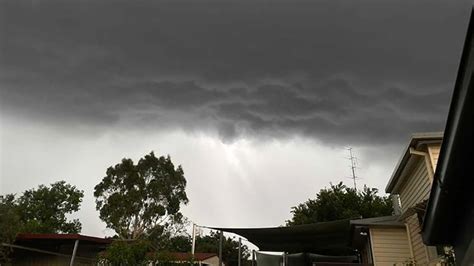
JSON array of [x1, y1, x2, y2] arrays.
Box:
[[346, 147, 360, 191]]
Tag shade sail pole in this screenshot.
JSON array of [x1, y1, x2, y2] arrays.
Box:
[[219, 230, 223, 266], [69, 240, 79, 266], [252, 250, 255, 266], [238, 237, 242, 266], [192, 223, 196, 256]]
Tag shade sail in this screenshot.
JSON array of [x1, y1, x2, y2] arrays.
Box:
[[208, 219, 353, 254]]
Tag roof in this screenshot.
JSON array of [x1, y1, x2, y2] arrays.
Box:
[[385, 132, 443, 193], [208, 219, 353, 255], [350, 215, 404, 227], [422, 8, 474, 246], [168, 252, 218, 261], [15, 233, 112, 244]]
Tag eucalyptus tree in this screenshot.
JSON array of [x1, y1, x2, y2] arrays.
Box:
[[94, 151, 189, 240]]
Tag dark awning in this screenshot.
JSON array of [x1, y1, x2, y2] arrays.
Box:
[[207, 219, 353, 254], [422, 7, 474, 244], [421, 7, 474, 264]]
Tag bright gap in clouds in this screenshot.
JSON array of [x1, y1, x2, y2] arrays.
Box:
[[0, 117, 400, 237]]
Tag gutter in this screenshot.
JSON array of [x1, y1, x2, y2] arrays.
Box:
[[422, 7, 474, 245], [385, 133, 443, 193]]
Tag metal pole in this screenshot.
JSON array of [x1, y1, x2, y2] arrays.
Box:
[[192, 223, 196, 255], [219, 231, 223, 266], [69, 240, 79, 266], [238, 238, 242, 266], [252, 250, 256, 266], [348, 147, 358, 191]]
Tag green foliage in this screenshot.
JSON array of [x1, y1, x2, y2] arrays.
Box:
[[94, 152, 189, 240], [156, 232, 250, 266], [438, 246, 455, 265], [99, 240, 151, 265], [0, 194, 21, 262], [17, 181, 84, 233], [287, 182, 393, 225], [194, 231, 250, 266], [158, 234, 192, 252], [1, 181, 83, 261], [148, 217, 190, 251]]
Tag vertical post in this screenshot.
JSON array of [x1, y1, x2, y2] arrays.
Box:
[[192, 223, 196, 255], [219, 231, 223, 266], [238, 238, 242, 266], [282, 252, 286, 266], [69, 239, 79, 266], [252, 250, 256, 266], [348, 147, 358, 191]]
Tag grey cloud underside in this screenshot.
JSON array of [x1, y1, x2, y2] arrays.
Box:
[[0, 0, 470, 144], [0, 78, 451, 144]]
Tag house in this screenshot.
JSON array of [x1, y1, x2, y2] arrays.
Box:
[[350, 133, 445, 265], [384, 132, 444, 265], [7, 233, 112, 265]]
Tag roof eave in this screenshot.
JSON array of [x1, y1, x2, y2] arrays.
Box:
[[422, 7, 474, 245], [385, 132, 443, 193]]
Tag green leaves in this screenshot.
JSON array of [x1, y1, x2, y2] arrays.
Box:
[[0, 195, 21, 262], [99, 240, 151, 265], [94, 151, 189, 240], [287, 182, 393, 225], [1, 181, 83, 262], [16, 181, 84, 233], [194, 232, 250, 266]]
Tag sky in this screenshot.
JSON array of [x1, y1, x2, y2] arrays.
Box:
[[0, 0, 472, 240]]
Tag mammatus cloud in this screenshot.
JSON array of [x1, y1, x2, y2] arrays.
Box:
[[1, 0, 471, 145]]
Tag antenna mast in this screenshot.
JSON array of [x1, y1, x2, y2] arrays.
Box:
[[347, 147, 359, 191]]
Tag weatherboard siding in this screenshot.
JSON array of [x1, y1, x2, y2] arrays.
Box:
[[369, 227, 411, 265], [399, 159, 431, 213], [406, 214, 428, 265]]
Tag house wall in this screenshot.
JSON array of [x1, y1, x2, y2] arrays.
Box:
[[406, 214, 428, 265], [369, 227, 411, 266], [397, 142, 442, 265], [398, 157, 431, 213]]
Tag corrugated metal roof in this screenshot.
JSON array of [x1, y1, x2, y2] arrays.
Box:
[[16, 233, 112, 244]]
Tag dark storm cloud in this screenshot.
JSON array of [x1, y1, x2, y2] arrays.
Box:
[[0, 0, 471, 144]]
